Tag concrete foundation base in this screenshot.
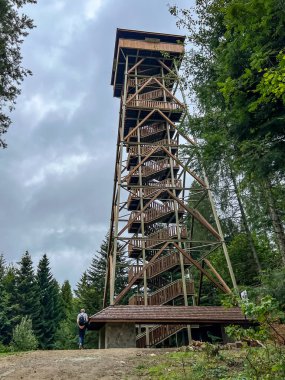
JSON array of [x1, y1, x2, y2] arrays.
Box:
[[99, 323, 136, 349]]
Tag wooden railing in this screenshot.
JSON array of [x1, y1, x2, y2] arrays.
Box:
[[129, 201, 184, 226], [128, 279, 194, 305], [137, 88, 164, 101], [128, 250, 191, 282], [128, 139, 177, 157], [129, 226, 187, 253], [130, 158, 179, 179], [132, 179, 182, 197], [137, 324, 186, 348], [128, 123, 166, 140], [128, 99, 182, 111], [127, 178, 182, 206], [128, 77, 162, 88]]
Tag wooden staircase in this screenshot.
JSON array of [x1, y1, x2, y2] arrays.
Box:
[[128, 250, 191, 281], [127, 158, 179, 185], [127, 139, 178, 168], [137, 324, 186, 348], [128, 201, 185, 233], [127, 179, 182, 210], [128, 279, 194, 305], [128, 226, 187, 258], [124, 70, 193, 347], [127, 123, 175, 143]]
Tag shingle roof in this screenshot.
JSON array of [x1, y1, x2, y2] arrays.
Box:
[[89, 305, 247, 329]]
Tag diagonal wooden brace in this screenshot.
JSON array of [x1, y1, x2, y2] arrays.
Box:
[[161, 145, 206, 188], [114, 242, 170, 304], [166, 189, 221, 240], [124, 109, 157, 141], [173, 243, 230, 294]]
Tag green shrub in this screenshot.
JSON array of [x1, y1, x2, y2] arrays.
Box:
[[11, 316, 38, 351]]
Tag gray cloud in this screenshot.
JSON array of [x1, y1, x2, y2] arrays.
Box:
[[0, 0, 193, 288]]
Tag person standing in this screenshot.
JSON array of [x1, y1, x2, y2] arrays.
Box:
[[77, 308, 88, 349]]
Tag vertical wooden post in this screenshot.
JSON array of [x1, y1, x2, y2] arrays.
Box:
[[110, 55, 129, 305]]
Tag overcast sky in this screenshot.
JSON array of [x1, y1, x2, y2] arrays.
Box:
[[0, 0, 193, 289]]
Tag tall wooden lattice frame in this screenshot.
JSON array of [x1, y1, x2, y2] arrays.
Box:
[[104, 29, 237, 347]]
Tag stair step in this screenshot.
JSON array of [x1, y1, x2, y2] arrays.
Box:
[[128, 279, 194, 305]]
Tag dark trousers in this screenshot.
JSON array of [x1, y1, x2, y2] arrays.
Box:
[[79, 327, 86, 346]]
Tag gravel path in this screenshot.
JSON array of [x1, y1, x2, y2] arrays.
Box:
[[0, 348, 158, 380]]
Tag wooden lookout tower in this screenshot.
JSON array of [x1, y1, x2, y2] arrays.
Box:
[[89, 29, 244, 348]]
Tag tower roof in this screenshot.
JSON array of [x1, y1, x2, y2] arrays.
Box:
[[111, 28, 186, 97]]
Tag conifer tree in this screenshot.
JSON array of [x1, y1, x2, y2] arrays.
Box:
[[61, 280, 73, 320], [36, 254, 60, 349], [0, 255, 10, 344], [74, 271, 94, 316], [54, 280, 77, 350], [16, 251, 40, 333], [2, 265, 20, 343], [75, 235, 129, 316]]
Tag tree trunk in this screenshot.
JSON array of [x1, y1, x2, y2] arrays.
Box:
[[263, 179, 285, 266], [229, 167, 262, 272]]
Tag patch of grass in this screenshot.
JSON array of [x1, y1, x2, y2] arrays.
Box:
[[0, 352, 17, 357], [134, 349, 247, 379]]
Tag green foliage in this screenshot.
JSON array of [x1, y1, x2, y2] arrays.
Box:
[[36, 254, 62, 349], [0, 255, 10, 344], [0, 0, 37, 148], [11, 316, 38, 351], [60, 280, 73, 319], [252, 268, 285, 310], [54, 319, 77, 350], [75, 235, 129, 316], [224, 296, 285, 379], [170, 0, 285, 300], [15, 251, 41, 335]]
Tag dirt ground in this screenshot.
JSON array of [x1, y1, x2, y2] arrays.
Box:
[[0, 348, 165, 380]]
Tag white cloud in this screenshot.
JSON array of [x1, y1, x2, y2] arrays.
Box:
[[25, 153, 95, 187], [84, 0, 104, 20], [22, 92, 86, 127]]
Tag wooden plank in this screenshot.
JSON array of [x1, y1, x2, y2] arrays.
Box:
[[118, 39, 184, 55], [127, 58, 144, 75], [204, 258, 231, 293], [156, 109, 196, 146], [173, 243, 229, 293], [123, 145, 159, 182], [114, 242, 170, 304], [117, 189, 163, 237], [166, 190, 221, 240], [124, 109, 156, 141], [161, 145, 206, 188]]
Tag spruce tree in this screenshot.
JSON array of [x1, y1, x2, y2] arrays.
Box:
[[36, 254, 59, 349], [54, 280, 77, 350], [2, 265, 20, 343], [0, 255, 10, 344], [16, 251, 40, 334], [61, 280, 73, 320], [74, 271, 95, 316], [75, 235, 129, 316]]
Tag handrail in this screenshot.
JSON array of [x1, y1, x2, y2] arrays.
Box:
[[128, 249, 191, 281], [128, 139, 177, 157], [128, 77, 162, 87], [128, 279, 194, 305], [129, 225, 187, 251], [134, 88, 164, 101], [128, 99, 182, 110], [136, 324, 186, 348], [127, 178, 183, 209], [130, 158, 179, 178], [129, 201, 184, 225]]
